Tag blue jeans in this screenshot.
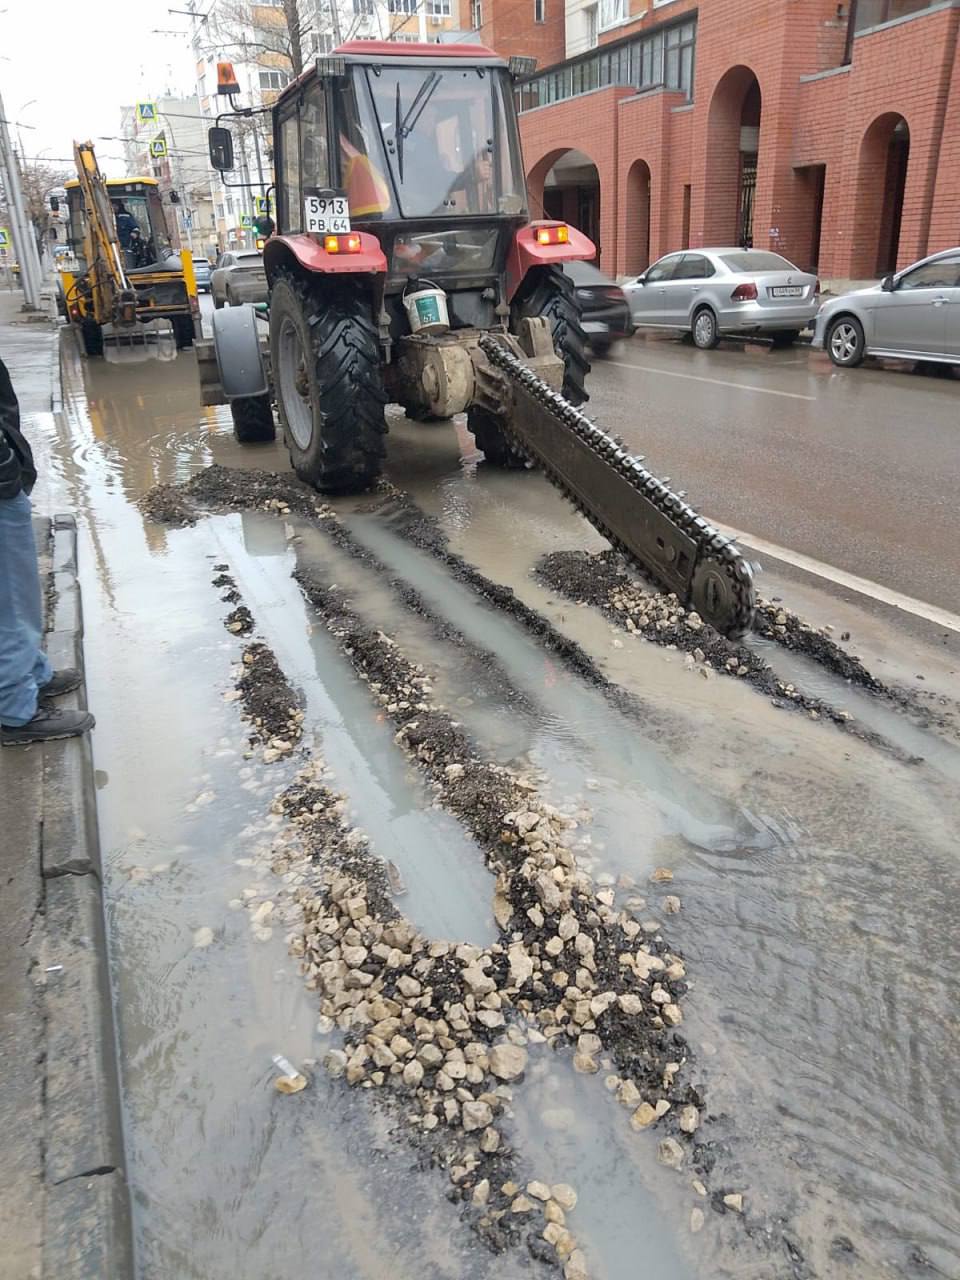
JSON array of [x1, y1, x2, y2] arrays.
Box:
[[0, 492, 52, 726]]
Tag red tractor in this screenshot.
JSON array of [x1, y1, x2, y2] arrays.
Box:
[[198, 41, 756, 637]]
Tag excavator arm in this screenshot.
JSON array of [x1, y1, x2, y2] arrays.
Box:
[[72, 142, 137, 327], [478, 334, 756, 638]]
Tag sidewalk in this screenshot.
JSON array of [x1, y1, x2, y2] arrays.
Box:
[[0, 290, 133, 1279]]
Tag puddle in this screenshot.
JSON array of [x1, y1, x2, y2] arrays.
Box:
[[207, 511, 496, 948], [343, 512, 785, 878], [512, 1051, 701, 1280], [746, 634, 960, 782]]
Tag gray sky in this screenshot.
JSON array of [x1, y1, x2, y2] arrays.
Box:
[[1, 0, 196, 176]]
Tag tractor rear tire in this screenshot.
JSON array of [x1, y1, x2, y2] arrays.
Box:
[[172, 314, 195, 350], [270, 272, 386, 493], [512, 264, 590, 405], [80, 317, 104, 357], [468, 406, 528, 469], [231, 394, 276, 444]]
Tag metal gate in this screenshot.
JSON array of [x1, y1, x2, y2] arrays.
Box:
[[738, 154, 757, 249]]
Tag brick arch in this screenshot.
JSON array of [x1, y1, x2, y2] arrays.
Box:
[[524, 144, 604, 261], [525, 146, 597, 216], [622, 159, 652, 276], [850, 112, 911, 278], [702, 64, 762, 247]]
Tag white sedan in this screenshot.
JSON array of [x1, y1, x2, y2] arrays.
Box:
[[622, 248, 820, 349]]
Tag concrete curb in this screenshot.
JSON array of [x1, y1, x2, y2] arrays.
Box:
[[38, 514, 134, 1279]]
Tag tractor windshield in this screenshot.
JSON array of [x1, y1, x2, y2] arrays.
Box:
[[354, 65, 526, 220]]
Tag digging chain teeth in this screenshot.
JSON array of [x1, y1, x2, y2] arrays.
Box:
[[478, 335, 756, 639]]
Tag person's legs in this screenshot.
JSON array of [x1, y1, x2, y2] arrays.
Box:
[[0, 491, 50, 726]]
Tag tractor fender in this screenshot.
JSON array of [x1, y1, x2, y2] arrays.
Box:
[[505, 223, 596, 303], [211, 304, 268, 400], [264, 233, 387, 286]]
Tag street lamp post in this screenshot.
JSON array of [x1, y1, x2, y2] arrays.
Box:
[[0, 90, 43, 308]]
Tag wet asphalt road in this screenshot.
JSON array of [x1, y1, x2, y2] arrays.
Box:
[[582, 333, 959, 615]]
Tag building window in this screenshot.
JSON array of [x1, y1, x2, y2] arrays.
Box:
[[353, 0, 375, 12], [855, 0, 937, 28], [519, 15, 696, 111], [585, 4, 598, 47], [387, 0, 418, 12], [259, 71, 290, 91], [428, 0, 451, 13], [471, 0, 482, 24], [599, 0, 625, 30], [534, 0, 545, 21]]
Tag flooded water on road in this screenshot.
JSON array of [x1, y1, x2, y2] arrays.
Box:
[[28, 337, 960, 1279]]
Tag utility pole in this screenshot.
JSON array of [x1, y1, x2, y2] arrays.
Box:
[[0, 90, 44, 309]]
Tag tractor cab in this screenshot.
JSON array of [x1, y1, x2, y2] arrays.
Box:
[[267, 43, 531, 333]]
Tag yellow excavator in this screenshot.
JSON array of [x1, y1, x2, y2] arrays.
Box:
[[59, 142, 199, 356]]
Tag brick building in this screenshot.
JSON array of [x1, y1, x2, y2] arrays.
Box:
[[514, 0, 960, 284]]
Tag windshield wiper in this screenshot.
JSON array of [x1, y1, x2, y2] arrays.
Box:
[[395, 81, 403, 183], [392, 70, 441, 187]]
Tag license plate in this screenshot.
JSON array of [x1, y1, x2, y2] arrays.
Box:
[[771, 285, 802, 297], [304, 194, 351, 235]]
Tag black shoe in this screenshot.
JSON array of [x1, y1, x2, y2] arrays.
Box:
[[39, 668, 83, 698], [1, 706, 95, 746]]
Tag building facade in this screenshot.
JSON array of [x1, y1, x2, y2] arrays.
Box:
[[515, 0, 960, 284], [119, 97, 218, 258]]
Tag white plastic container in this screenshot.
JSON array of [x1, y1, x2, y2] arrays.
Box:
[[404, 285, 449, 335]]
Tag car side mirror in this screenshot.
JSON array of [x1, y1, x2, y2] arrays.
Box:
[[881, 274, 896, 292], [635, 275, 646, 286], [208, 126, 235, 172]]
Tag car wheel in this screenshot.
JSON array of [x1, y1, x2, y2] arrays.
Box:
[[771, 329, 800, 346], [589, 339, 615, 358], [692, 307, 719, 350], [213, 294, 224, 310], [826, 316, 864, 368]]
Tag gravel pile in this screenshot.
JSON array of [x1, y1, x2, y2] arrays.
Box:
[[536, 549, 892, 729], [284, 567, 714, 1275]]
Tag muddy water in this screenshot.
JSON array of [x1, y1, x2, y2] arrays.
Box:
[[34, 343, 960, 1279], [377, 419, 960, 1279], [41, 347, 526, 1280]]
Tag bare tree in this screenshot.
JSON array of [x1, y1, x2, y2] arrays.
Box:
[[213, 0, 311, 78]]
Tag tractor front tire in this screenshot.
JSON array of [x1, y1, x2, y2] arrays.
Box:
[[80, 317, 104, 358], [269, 272, 386, 493], [512, 264, 590, 405], [231, 394, 276, 444], [468, 407, 528, 469]]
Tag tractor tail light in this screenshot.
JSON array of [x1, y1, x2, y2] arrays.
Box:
[[324, 233, 362, 254], [731, 281, 758, 301], [535, 224, 569, 246]]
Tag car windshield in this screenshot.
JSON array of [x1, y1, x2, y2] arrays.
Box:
[[357, 65, 526, 220], [719, 251, 797, 272], [234, 253, 262, 264]]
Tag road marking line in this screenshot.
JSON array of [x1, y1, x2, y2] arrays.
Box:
[[712, 521, 960, 635], [609, 359, 816, 401]]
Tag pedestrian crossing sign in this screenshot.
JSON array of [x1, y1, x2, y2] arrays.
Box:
[[137, 102, 157, 123], [149, 137, 168, 158], [240, 213, 253, 228], [254, 195, 268, 215], [0, 228, 9, 250]]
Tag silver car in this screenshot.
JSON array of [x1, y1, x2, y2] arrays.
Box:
[[812, 248, 960, 369], [211, 250, 268, 309], [622, 248, 820, 349]]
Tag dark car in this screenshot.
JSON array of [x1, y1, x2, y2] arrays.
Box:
[[564, 259, 634, 355]]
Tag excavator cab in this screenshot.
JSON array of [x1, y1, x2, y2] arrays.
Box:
[[61, 156, 198, 357]]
